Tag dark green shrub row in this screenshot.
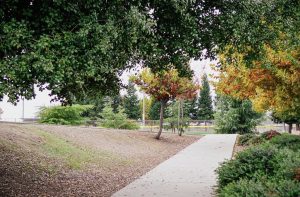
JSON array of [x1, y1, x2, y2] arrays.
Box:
[[238, 131, 300, 151], [219, 178, 300, 197], [217, 134, 300, 196], [237, 133, 256, 146], [270, 134, 300, 152]]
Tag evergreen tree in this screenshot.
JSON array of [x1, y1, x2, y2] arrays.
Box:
[[184, 98, 198, 119], [149, 100, 172, 120], [197, 74, 214, 120], [149, 100, 162, 120], [214, 95, 263, 134], [123, 82, 141, 120], [111, 94, 122, 114], [74, 96, 105, 119]]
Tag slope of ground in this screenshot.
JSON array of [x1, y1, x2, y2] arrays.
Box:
[[0, 123, 199, 197]]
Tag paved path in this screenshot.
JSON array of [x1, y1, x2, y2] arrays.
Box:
[[113, 134, 237, 197]]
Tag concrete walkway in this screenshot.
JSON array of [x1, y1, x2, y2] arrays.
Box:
[[113, 134, 237, 197]]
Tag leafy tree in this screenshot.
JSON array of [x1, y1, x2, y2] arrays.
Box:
[[214, 95, 262, 134], [75, 96, 106, 119], [0, 0, 220, 105], [197, 74, 213, 120], [123, 82, 140, 120], [212, 0, 300, 63], [212, 0, 300, 121], [181, 98, 198, 120], [132, 68, 199, 139], [166, 100, 191, 136], [272, 109, 300, 134]]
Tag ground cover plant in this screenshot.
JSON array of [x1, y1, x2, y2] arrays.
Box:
[[218, 132, 300, 196]]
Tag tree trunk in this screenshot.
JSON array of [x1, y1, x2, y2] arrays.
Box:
[[179, 100, 184, 136], [288, 123, 293, 134], [296, 123, 300, 131], [156, 101, 166, 139]]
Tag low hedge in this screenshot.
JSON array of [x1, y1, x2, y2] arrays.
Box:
[[270, 134, 300, 152], [219, 178, 300, 197], [217, 135, 300, 196]]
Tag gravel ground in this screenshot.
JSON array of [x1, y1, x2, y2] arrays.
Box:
[[0, 123, 199, 197]]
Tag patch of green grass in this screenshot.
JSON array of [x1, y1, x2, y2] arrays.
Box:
[[0, 138, 18, 150], [33, 129, 129, 170]]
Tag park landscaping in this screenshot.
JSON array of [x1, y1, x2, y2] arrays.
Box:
[[217, 132, 300, 196], [1, 0, 300, 196], [0, 123, 199, 196]]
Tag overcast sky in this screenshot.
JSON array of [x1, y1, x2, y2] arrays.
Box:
[[0, 59, 217, 120]]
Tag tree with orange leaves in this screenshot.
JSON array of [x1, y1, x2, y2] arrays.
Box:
[[215, 38, 300, 130], [131, 68, 199, 139]]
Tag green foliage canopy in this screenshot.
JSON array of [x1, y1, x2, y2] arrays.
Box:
[[0, 0, 219, 104]]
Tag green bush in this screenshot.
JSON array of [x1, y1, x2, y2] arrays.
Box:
[[100, 103, 140, 130], [214, 96, 263, 134], [217, 145, 278, 189], [248, 135, 265, 145], [218, 132, 300, 196], [38, 105, 92, 125], [238, 133, 256, 146], [118, 120, 140, 130], [270, 134, 300, 152], [219, 178, 300, 197], [217, 145, 300, 190]]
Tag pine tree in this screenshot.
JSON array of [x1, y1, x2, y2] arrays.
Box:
[[111, 94, 122, 114], [149, 100, 162, 120], [214, 95, 263, 134], [197, 74, 214, 120], [184, 98, 198, 119], [123, 82, 141, 120]]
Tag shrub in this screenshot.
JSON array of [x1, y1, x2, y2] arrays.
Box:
[[214, 96, 263, 134], [219, 178, 300, 197], [217, 145, 300, 190], [248, 135, 265, 145], [269, 134, 300, 151], [118, 120, 140, 130], [261, 130, 281, 140], [217, 145, 278, 189], [38, 105, 92, 125], [238, 133, 256, 146], [100, 103, 140, 130]]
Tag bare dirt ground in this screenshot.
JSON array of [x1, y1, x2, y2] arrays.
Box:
[[0, 123, 200, 197], [232, 135, 248, 158]]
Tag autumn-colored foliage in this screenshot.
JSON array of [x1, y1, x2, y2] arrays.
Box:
[[215, 40, 300, 114], [132, 68, 199, 139], [133, 68, 199, 102]]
